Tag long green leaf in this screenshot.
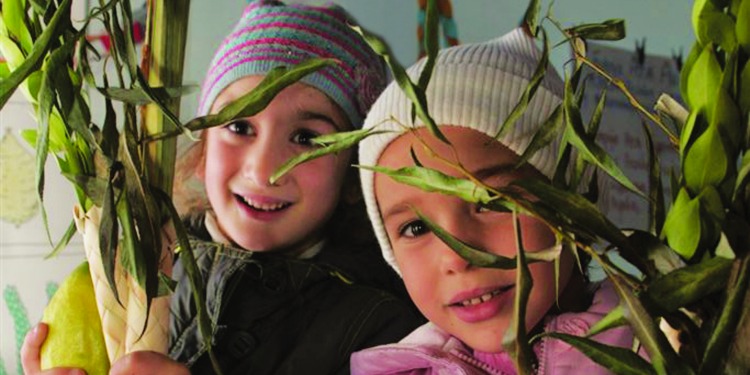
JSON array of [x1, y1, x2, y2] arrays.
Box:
[[0, 0, 71, 109], [523, 0, 542, 36], [545, 332, 656, 375], [563, 75, 642, 196], [495, 29, 550, 140], [504, 213, 534, 374], [359, 165, 494, 205], [417, 0, 438, 90], [352, 24, 448, 144], [700, 257, 750, 375], [270, 128, 389, 184], [175, 59, 335, 136], [517, 104, 563, 169], [3, 0, 34, 54], [643, 256, 732, 314], [642, 123, 665, 235], [609, 273, 692, 375], [566, 19, 626, 41]]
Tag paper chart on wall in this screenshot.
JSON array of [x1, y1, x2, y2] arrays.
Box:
[[581, 42, 682, 232]]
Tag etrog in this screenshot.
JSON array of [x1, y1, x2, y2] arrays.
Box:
[[40, 261, 110, 374]]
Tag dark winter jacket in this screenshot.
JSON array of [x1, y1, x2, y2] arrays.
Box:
[[168, 222, 424, 375]]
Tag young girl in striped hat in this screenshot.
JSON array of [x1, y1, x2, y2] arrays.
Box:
[[22, 1, 422, 374]]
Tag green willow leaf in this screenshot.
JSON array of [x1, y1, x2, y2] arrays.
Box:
[[514, 178, 632, 252], [700, 256, 749, 375], [566, 19, 626, 41], [545, 332, 656, 375], [642, 123, 665, 235], [563, 73, 642, 196], [154, 188, 216, 371], [609, 273, 692, 375], [416, 211, 559, 269], [523, 0, 542, 36], [43, 220, 77, 260], [517, 104, 563, 169], [180, 59, 335, 136], [359, 165, 494, 205], [99, 86, 198, 106], [352, 24, 448, 144], [0, 0, 71, 109], [495, 29, 550, 140], [62, 173, 108, 206], [99, 168, 119, 300], [270, 128, 389, 184], [417, 0, 438, 91], [504, 213, 534, 374], [643, 256, 732, 314], [588, 305, 628, 336]]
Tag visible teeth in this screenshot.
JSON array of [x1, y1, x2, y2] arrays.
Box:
[[459, 289, 503, 306], [241, 197, 289, 211]]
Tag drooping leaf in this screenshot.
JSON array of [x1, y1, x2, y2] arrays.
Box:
[[352, 24, 448, 144], [517, 104, 564, 169], [545, 332, 656, 375], [642, 122, 665, 235], [566, 19, 626, 41], [643, 256, 732, 314], [359, 165, 494, 205], [522, 0, 542, 36], [417, 0, 438, 91], [43, 220, 77, 260], [609, 273, 693, 375], [588, 305, 628, 336], [99, 85, 198, 106], [179, 59, 335, 135], [563, 73, 643, 196], [503, 213, 535, 374], [700, 256, 749, 375], [0, 0, 71, 109], [270, 128, 390, 184], [514, 177, 632, 252], [494, 29, 550, 139]]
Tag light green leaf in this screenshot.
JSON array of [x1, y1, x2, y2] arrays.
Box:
[[545, 332, 656, 375], [503, 213, 535, 374], [181, 59, 335, 135], [661, 188, 701, 260], [517, 104, 564, 170], [0, 0, 71, 109], [563, 73, 642, 196], [100, 85, 198, 106], [3, 0, 34, 54], [684, 43, 722, 117], [360, 165, 495, 205], [352, 24, 448, 144], [270, 128, 389, 184], [588, 306, 628, 337], [495, 29, 550, 139], [693, 0, 737, 52], [683, 125, 727, 192], [417, 0, 438, 91]]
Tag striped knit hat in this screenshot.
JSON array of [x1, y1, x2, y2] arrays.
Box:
[[197, 0, 387, 127], [359, 28, 565, 274]]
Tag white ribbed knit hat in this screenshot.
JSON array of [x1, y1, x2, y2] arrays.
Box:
[[359, 28, 565, 275]]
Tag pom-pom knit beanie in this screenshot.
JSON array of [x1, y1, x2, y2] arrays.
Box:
[[197, 0, 387, 127], [359, 28, 565, 274]]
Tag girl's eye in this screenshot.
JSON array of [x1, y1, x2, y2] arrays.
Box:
[[225, 120, 253, 136], [291, 129, 319, 146], [399, 220, 430, 238]]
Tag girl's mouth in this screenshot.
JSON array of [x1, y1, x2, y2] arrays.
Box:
[[450, 285, 514, 307], [236, 194, 292, 212]]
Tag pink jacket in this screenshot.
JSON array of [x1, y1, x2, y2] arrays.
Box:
[[351, 281, 642, 375]]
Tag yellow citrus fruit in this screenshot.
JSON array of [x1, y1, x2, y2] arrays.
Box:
[[40, 261, 110, 375]]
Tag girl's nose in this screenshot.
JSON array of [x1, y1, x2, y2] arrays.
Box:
[[437, 220, 476, 275], [242, 136, 289, 186]]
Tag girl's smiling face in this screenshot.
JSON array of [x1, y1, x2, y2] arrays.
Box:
[[374, 126, 573, 352], [201, 75, 353, 256]]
